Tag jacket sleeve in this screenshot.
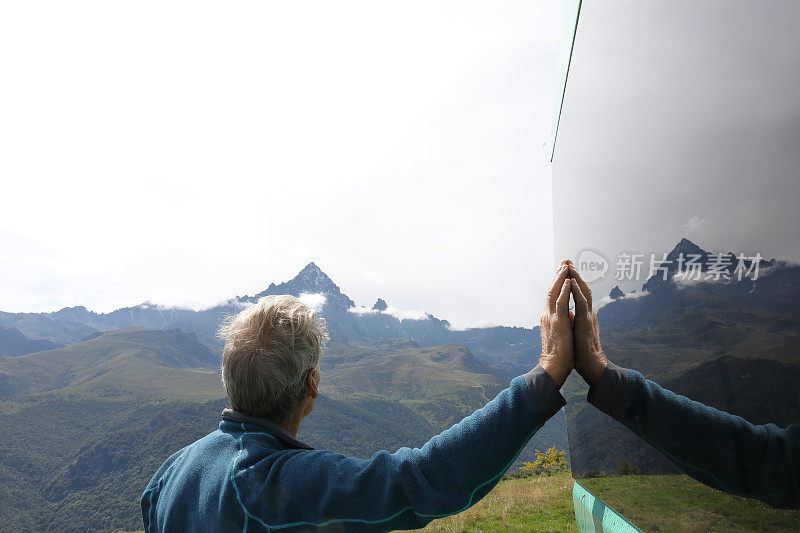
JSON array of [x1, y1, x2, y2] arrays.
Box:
[[588, 362, 800, 509], [231, 366, 565, 532]]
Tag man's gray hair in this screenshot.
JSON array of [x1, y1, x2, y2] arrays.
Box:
[[218, 295, 328, 422]]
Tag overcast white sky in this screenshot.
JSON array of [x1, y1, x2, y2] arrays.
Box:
[[0, 2, 565, 328]]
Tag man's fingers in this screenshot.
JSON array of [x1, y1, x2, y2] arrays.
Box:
[[555, 259, 571, 275], [568, 265, 593, 310], [571, 278, 589, 314], [546, 265, 569, 312], [556, 278, 571, 315], [549, 260, 569, 287]]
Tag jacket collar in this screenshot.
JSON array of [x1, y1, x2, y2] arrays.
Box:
[[221, 408, 314, 450]]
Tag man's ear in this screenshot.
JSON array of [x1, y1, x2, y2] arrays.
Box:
[[306, 368, 319, 399]]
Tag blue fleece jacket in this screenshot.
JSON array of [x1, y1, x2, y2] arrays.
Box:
[[141, 365, 565, 532], [588, 362, 800, 509]]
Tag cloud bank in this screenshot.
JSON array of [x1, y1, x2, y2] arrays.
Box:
[[348, 305, 429, 321]]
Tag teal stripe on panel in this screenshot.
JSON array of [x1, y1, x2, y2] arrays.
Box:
[[572, 482, 640, 533]]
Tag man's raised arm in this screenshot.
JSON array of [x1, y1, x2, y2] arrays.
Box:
[[226, 263, 575, 532]]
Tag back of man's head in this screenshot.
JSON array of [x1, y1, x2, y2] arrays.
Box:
[[218, 295, 328, 422]]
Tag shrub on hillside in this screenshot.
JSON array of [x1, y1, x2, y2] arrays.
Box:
[[505, 446, 567, 479]]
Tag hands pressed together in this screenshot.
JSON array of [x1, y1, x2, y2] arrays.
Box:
[[538, 260, 608, 389]]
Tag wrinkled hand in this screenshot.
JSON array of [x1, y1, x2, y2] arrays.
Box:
[[538, 261, 574, 388], [568, 263, 607, 387]]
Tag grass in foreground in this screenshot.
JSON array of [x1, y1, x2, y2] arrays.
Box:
[[580, 474, 800, 532], [421, 472, 576, 532]]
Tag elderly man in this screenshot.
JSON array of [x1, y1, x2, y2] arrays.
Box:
[[141, 262, 576, 532]]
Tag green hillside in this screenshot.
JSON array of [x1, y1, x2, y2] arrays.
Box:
[[0, 328, 223, 402], [0, 326, 61, 357]]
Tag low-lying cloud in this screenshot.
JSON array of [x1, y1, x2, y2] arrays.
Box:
[[596, 289, 650, 309], [299, 292, 327, 311], [446, 320, 500, 332], [348, 305, 429, 321]]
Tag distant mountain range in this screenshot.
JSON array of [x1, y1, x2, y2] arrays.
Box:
[[0, 261, 541, 378], [564, 238, 800, 476]]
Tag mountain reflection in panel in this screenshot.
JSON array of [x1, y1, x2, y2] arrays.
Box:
[[554, 0, 800, 530]]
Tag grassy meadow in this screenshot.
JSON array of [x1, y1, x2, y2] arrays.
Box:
[[580, 474, 800, 533], [421, 471, 800, 532], [422, 472, 576, 532]]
